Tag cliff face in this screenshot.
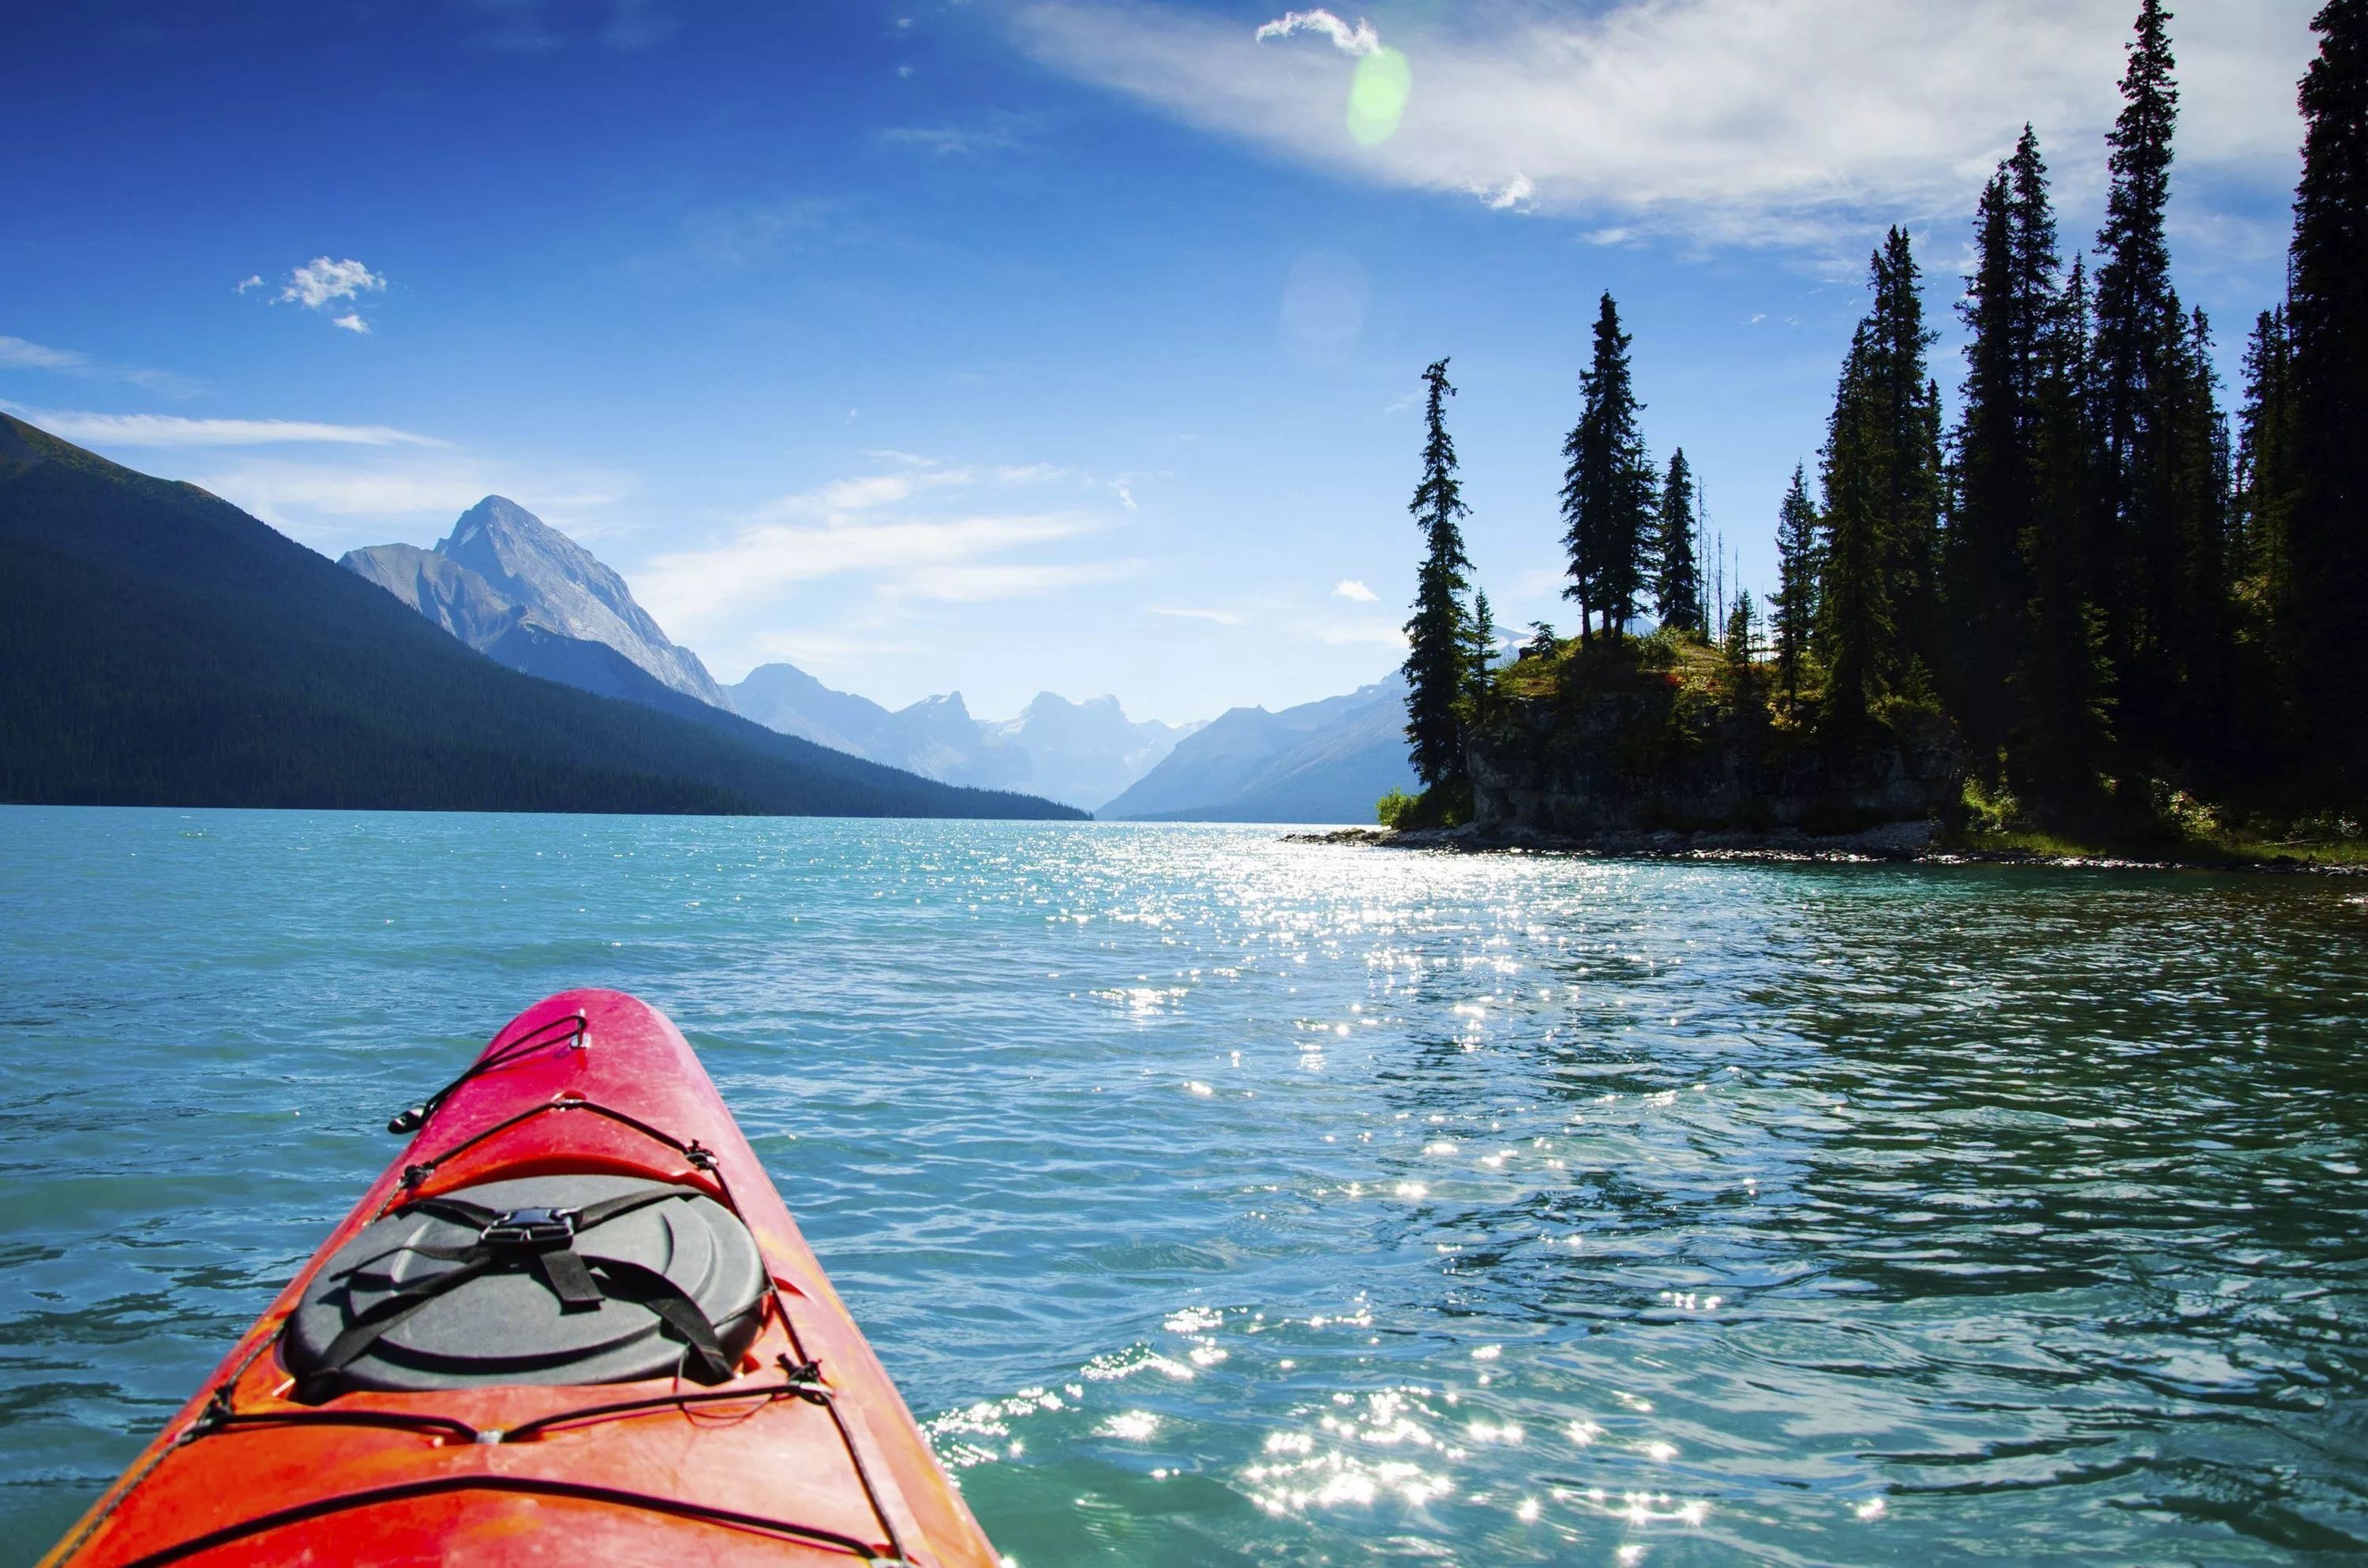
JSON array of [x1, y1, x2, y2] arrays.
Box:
[[1469, 680, 1964, 838]]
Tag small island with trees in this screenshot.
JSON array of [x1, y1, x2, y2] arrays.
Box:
[[1372, 0, 2368, 868]]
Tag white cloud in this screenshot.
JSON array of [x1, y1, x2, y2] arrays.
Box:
[[0, 335, 90, 371], [1253, 9, 1379, 57], [1, 406, 446, 448], [1477, 173, 1535, 212], [1111, 481, 1138, 510], [994, 462, 1070, 484], [1302, 617, 1407, 647], [172, 453, 628, 552], [768, 468, 975, 516], [1333, 578, 1378, 601], [279, 257, 388, 310], [1018, 0, 2318, 249], [881, 122, 1021, 156], [331, 312, 370, 335], [897, 559, 1138, 602], [234, 275, 264, 294], [642, 509, 1105, 623], [865, 448, 938, 467], [1149, 604, 1247, 626], [0, 337, 202, 396]]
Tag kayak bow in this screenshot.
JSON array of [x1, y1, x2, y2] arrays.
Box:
[[40, 989, 1000, 1568]]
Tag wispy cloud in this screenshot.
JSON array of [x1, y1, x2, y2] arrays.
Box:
[[1017, 0, 2317, 249], [637, 458, 1137, 672], [1149, 604, 1247, 626], [643, 510, 1106, 622], [1302, 617, 1406, 647], [471, 0, 677, 52], [174, 453, 628, 552], [768, 467, 976, 516], [234, 275, 264, 294], [2, 405, 446, 448], [673, 198, 838, 271], [1253, 9, 1379, 56], [1332, 578, 1378, 602], [1, 335, 202, 397], [331, 312, 370, 335], [0, 336, 88, 372], [879, 113, 1032, 157]]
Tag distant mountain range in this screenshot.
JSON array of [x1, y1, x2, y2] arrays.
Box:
[[346, 500, 1199, 811], [1099, 675, 1417, 823], [0, 414, 1078, 820], [337, 492, 1411, 822], [726, 666, 1193, 810], [0, 409, 1416, 823]]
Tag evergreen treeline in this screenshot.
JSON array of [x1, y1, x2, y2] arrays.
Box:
[[1398, 0, 2367, 834]]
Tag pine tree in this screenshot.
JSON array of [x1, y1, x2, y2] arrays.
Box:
[[1725, 589, 1758, 668], [2285, 0, 2368, 778], [1951, 159, 2046, 762], [1773, 464, 1819, 705], [1561, 293, 1656, 639], [1654, 448, 1705, 634], [1818, 323, 1896, 725], [1467, 589, 1497, 686], [2236, 304, 2299, 617], [2010, 256, 2116, 807], [1870, 229, 1944, 678], [1815, 235, 1933, 727], [2089, 0, 2235, 750], [1402, 360, 1473, 791]]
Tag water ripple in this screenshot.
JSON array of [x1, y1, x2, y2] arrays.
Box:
[[2, 810, 2363, 1564]]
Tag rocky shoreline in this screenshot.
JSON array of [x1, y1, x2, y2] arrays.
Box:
[[1282, 821, 2361, 873]]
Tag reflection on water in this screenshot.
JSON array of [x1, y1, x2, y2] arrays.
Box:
[[2, 808, 2363, 1565]]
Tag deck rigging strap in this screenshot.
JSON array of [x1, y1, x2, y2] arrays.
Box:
[[299, 1188, 734, 1401], [384, 1010, 586, 1136]]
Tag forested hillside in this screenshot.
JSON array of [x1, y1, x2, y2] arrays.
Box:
[[1391, 0, 2367, 848]]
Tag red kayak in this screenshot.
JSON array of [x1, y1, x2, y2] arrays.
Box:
[[39, 989, 1001, 1567]]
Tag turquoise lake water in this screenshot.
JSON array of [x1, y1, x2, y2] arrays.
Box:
[[2, 805, 2364, 1565]]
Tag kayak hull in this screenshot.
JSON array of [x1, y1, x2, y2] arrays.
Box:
[[40, 989, 999, 1568]]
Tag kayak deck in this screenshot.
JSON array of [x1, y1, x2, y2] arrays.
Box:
[[41, 990, 999, 1568]]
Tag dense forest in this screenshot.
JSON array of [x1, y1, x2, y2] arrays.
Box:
[[1396, 0, 2368, 848]]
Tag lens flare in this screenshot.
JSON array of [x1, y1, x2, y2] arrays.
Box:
[[1347, 47, 1410, 145]]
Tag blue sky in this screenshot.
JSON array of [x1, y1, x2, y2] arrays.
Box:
[[1, 0, 2321, 724]]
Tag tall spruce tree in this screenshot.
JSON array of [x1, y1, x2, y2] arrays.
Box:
[[2089, 0, 2233, 752], [1870, 229, 1945, 682], [1654, 449, 1706, 633], [1816, 234, 1935, 725], [1951, 161, 2046, 762], [1773, 464, 1819, 705], [1561, 293, 1656, 639], [2236, 304, 2299, 619], [1725, 589, 1758, 668], [1467, 589, 1497, 688], [1403, 360, 1474, 791], [2010, 256, 2117, 806], [1818, 322, 1897, 724], [2285, 0, 2368, 777]]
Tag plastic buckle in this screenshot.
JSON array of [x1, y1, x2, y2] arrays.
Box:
[[481, 1207, 577, 1247]]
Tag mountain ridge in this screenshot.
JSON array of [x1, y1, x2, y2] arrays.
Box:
[[1099, 674, 1415, 822], [0, 413, 1081, 820], [725, 664, 1194, 810]]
